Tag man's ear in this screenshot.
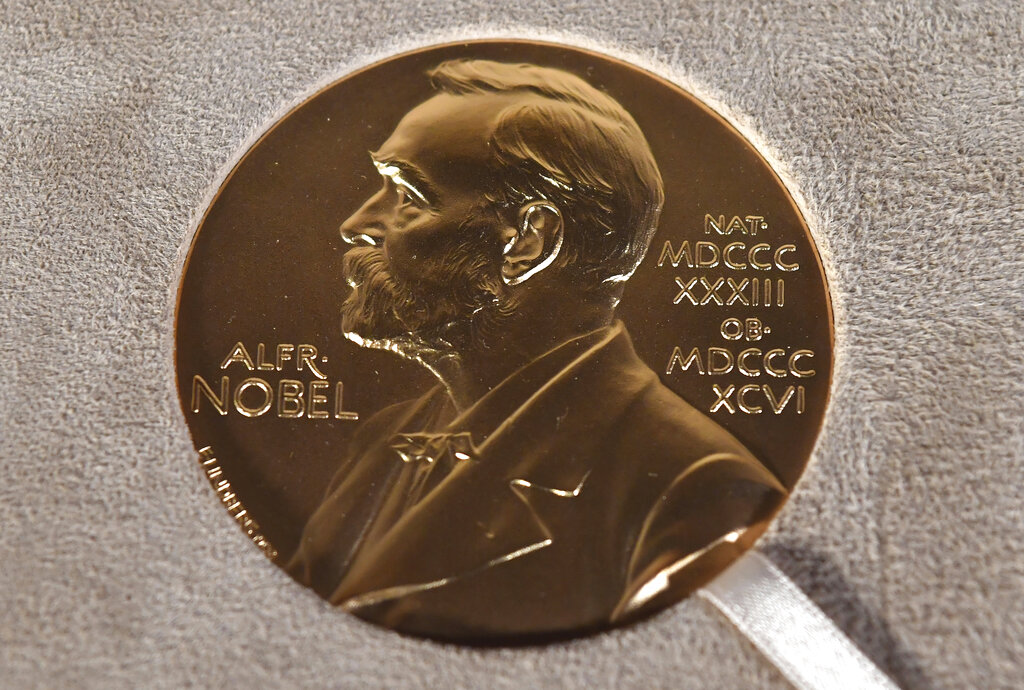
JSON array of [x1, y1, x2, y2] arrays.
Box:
[[500, 201, 564, 286]]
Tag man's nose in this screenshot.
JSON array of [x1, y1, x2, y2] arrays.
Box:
[[339, 189, 387, 247]]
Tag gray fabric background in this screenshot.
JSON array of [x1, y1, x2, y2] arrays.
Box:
[[1, 1, 1021, 688]]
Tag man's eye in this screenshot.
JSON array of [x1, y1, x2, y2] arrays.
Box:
[[396, 186, 417, 209]]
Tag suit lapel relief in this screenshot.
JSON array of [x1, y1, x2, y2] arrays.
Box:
[[331, 448, 555, 606], [333, 324, 657, 607], [289, 387, 454, 595]]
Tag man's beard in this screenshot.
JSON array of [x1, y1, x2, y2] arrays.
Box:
[[339, 241, 515, 360]]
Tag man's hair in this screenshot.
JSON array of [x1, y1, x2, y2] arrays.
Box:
[[428, 59, 665, 288]]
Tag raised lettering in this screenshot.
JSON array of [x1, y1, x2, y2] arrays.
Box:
[[666, 346, 704, 375], [696, 241, 720, 268], [308, 380, 330, 419], [708, 347, 734, 375], [275, 344, 294, 371], [657, 240, 693, 268], [699, 277, 725, 305], [191, 374, 229, 415], [705, 214, 726, 235], [750, 243, 772, 270], [725, 216, 748, 235], [775, 244, 799, 271], [255, 343, 275, 371], [789, 350, 815, 377], [334, 382, 359, 420], [710, 384, 736, 413], [277, 379, 305, 418], [674, 276, 699, 305], [724, 242, 747, 269], [765, 349, 788, 378], [738, 384, 763, 414], [738, 348, 762, 377], [725, 277, 750, 306], [297, 345, 326, 379], [220, 342, 254, 370], [763, 385, 796, 414], [234, 378, 273, 417], [720, 318, 743, 340]]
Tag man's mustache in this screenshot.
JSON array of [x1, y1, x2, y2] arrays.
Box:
[[341, 246, 391, 288]]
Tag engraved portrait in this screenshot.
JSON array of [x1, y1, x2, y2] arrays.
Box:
[[284, 59, 788, 640]]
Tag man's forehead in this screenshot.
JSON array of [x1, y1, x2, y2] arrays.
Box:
[[372, 93, 513, 174]]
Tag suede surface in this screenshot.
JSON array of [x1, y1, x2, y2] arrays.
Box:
[[1, 1, 1021, 688]]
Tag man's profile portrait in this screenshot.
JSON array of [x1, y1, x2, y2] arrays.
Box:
[[286, 59, 786, 640]]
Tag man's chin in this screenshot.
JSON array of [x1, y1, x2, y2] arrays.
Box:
[[341, 312, 378, 343], [340, 308, 404, 348]]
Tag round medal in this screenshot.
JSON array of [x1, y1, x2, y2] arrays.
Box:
[[175, 40, 833, 641]]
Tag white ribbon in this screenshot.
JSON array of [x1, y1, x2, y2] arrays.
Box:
[[698, 551, 900, 690]]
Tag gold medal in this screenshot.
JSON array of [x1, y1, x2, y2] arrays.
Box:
[[175, 40, 833, 641]]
